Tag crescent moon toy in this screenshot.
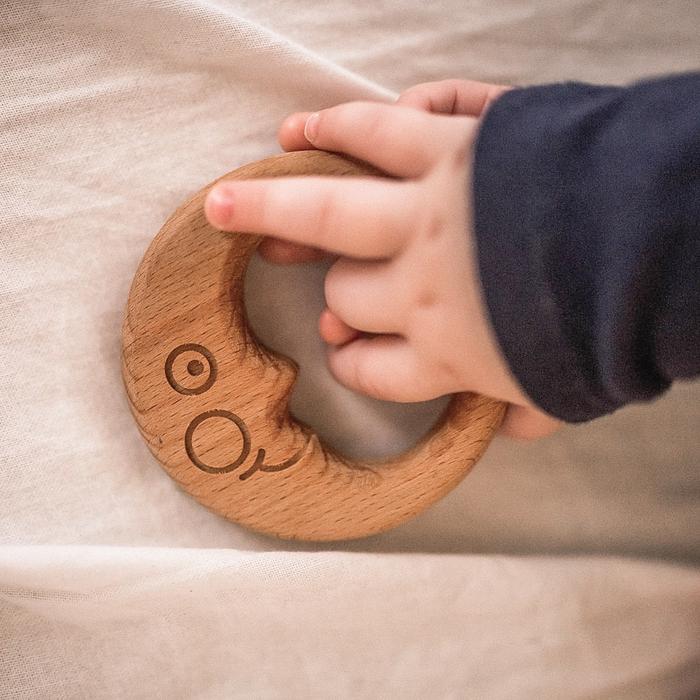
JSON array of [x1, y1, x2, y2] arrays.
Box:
[[121, 150, 505, 541]]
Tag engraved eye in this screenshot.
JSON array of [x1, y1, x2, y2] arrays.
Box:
[[165, 343, 217, 395]]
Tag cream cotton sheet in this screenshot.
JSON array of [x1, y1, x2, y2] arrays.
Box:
[[1, 2, 699, 698]]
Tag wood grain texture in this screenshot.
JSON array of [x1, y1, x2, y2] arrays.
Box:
[[122, 150, 506, 541]]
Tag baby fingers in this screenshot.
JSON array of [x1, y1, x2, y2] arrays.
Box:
[[324, 257, 407, 335], [205, 176, 418, 259], [284, 102, 476, 178]]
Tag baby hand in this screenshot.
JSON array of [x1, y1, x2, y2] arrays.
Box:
[[205, 81, 559, 439]]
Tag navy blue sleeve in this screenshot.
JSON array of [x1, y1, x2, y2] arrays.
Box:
[[472, 73, 700, 422]]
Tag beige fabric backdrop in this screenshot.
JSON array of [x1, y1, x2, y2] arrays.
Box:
[[1, 1, 699, 697]]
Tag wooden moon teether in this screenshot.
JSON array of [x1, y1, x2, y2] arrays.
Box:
[[122, 150, 506, 541]]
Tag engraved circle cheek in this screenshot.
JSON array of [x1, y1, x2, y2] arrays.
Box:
[[184, 409, 309, 481], [185, 410, 251, 474]]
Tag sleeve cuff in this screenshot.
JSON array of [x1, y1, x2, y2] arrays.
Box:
[[471, 84, 626, 422]]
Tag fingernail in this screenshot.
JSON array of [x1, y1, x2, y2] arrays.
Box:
[[205, 184, 234, 227], [304, 112, 320, 143]]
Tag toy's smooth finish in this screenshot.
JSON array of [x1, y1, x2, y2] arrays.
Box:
[[121, 150, 506, 541]]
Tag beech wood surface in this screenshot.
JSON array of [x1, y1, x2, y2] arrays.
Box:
[[121, 150, 506, 541]]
